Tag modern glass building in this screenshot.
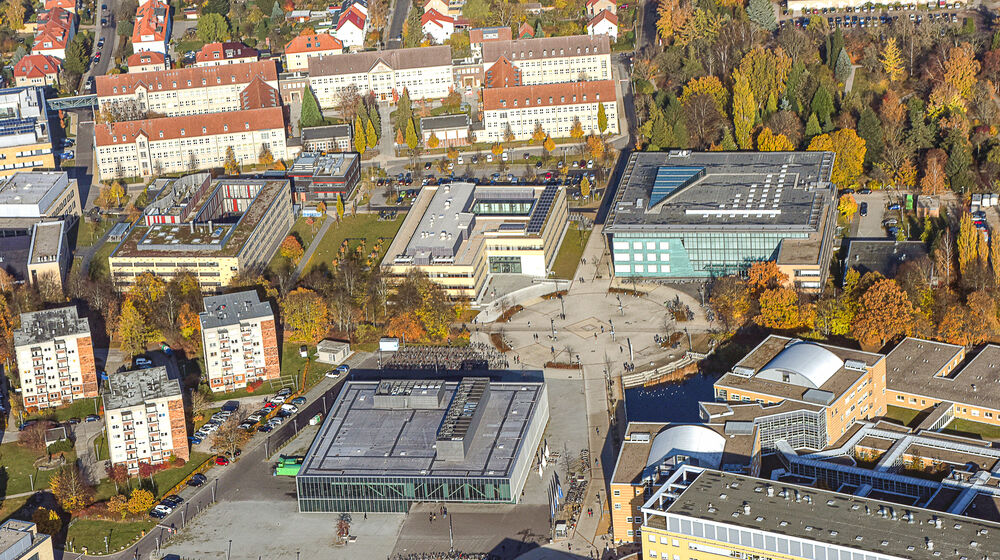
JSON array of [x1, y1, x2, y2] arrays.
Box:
[[604, 151, 837, 291], [296, 378, 548, 513]]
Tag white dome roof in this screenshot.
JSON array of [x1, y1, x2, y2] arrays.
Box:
[[756, 341, 844, 389], [645, 424, 726, 470]]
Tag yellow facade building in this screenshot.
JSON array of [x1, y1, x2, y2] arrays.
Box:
[[0, 87, 55, 177]]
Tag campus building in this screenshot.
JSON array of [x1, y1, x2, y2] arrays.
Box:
[[95, 60, 279, 118], [108, 177, 294, 291], [32, 7, 75, 60], [0, 520, 54, 560], [12, 55, 61, 88], [381, 181, 568, 300], [286, 151, 360, 202], [0, 87, 56, 177], [0, 171, 82, 222], [604, 151, 838, 290], [301, 124, 353, 153], [199, 290, 280, 393], [93, 106, 287, 180], [194, 42, 259, 67], [104, 366, 188, 474], [283, 34, 343, 71], [296, 377, 548, 512], [479, 80, 618, 142], [132, 0, 170, 55], [13, 306, 98, 411], [0, 220, 71, 290], [482, 35, 611, 88], [126, 51, 168, 73], [307, 46, 454, 105]]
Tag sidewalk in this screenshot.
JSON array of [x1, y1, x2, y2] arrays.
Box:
[[291, 214, 333, 281]]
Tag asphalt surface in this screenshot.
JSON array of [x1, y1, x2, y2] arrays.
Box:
[[385, 0, 412, 49], [83, 0, 121, 90]]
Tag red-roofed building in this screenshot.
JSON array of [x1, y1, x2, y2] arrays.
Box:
[[517, 21, 534, 39], [94, 107, 288, 180], [127, 51, 168, 72], [132, 0, 171, 55], [421, 9, 455, 44], [422, 0, 448, 14], [13, 54, 61, 88], [239, 76, 280, 110], [469, 26, 512, 60], [194, 42, 259, 67], [585, 0, 616, 16], [33, 7, 76, 60], [483, 56, 521, 88], [335, 6, 366, 49], [284, 34, 343, 71], [480, 80, 618, 141], [587, 9, 618, 40], [44, 0, 78, 13]]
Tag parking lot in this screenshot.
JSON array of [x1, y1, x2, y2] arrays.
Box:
[[781, 1, 973, 28]]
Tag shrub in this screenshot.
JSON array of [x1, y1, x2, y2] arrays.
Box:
[[47, 439, 74, 454]]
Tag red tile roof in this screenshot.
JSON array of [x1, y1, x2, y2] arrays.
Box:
[[195, 42, 259, 64], [469, 26, 512, 44], [337, 6, 366, 30], [589, 9, 618, 26], [239, 76, 280, 110], [95, 106, 285, 146], [518, 21, 533, 39], [96, 60, 278, 97], [44, 0, 77, 11], [132, 0, 169, 43], [421, 8, 453, 27], [484, 56, 520, 88], [37, 6, 74, 25], [482, 80, 616, 111], [127, 50, 166, 67], [13, 54, 61, 78], [284, 33, 343, 54]]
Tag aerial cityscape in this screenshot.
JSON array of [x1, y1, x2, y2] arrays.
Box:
[[0, 0, 999, 558]]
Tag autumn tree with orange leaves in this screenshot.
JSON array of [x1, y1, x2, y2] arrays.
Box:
[[746, 261, 788, 293], [754, 288, 802, 330], [852, 279, 913, 347]]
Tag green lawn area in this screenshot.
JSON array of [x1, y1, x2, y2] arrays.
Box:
[[882, 405, 924, 427], [267, 217, 326, 273], [25, 397, 100, 422], [73, 219, 114, 249], [0, 495, 30, 524], [175, 39, 205, 55], [151, 452, 212, 497], [943, 418, 1000, 441], [303, 214, 405, 274], [551, 224, 592, 280], [0, 443, 77, 496], [66, 519, 155, 554], [88, 242, 118, 282], [94, 433, 109, 462]]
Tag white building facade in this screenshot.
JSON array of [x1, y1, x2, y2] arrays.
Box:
[[14, 307, 98, 411], [199, 291, 280, 393], [307, 46, 454, 105], [482, 35, 612, 87], [104, 367, 188, 474], [480, 80, 618, 141]]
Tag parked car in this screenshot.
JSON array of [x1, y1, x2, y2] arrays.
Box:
[[215, 456, 230, 466], [298, 345, 308, 358], [187, 473, 207, 487], [60, 150, 75, 160], [277, 388, 292, 397], [325, 369, 339, 378], [280, 404, 299, 414], [337, 364, 351, 374], [162, 495, 183, 507], [257, 423, 274, 433], [61, 138, 75, 148], [291, 396, 307, 406], [270, 395, 287, 405], [149, 507, 168, 519], [135, 357, 152, 368], [189, 435, 203, 445], [859, 202, 868, 216], [85, 414, 101, 422], [424, 162, 432, 170]]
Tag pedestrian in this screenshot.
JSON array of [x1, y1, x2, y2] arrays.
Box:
[[364, 512, 367, 520]]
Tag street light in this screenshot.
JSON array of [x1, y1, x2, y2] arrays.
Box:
[[227, 539, 232, 560]]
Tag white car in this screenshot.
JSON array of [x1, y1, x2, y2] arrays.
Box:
[[201, 423, 220, 433], [280, 404, 299, 414], [153, 504, 173, 515], [135, 357, 152, 368], [270, 395, 287, 405], [457, 155, 464, 165], [501, 151, 509, 162]]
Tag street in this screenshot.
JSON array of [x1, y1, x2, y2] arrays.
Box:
[[385, 0, 412, 49]]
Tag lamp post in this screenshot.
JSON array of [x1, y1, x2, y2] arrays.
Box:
[[227, 539, 232, 560]]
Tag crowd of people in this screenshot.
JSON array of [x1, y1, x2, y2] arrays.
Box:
[[382, 343, 507, 371]]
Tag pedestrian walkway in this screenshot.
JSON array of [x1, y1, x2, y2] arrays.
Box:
[[291, 214, 333, 281]]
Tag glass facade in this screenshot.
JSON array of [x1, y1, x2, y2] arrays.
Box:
[[609, 231, 809, 278], [473, 201, 533, 215], [297, 475, 513, 513], [489, 256, 522, 273], [754, 409, 826, 451]]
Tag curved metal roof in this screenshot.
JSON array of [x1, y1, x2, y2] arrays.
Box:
[[645, 425, 725, 470], [756, 341, 844, 389]]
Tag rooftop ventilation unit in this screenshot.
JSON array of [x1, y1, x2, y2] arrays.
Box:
[[844, 359, 867, 372]]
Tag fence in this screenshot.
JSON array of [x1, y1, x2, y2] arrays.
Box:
[[621, 351, 701, 389]]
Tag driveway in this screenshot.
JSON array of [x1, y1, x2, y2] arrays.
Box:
[[853, 190, 889, 239]]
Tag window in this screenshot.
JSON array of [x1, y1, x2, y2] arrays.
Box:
[[648, 552, 657, 558], [613, 489, 620, 496], [649, 535, 656, 542], [614, 503, 622, 510]]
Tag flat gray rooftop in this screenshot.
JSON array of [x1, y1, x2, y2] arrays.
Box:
[[420, 114, 470, 131], [104, 366, 181, 410], [654, 470, 1000, 560], [0, 172, 68, 208], [28, 220, 64, 264], [403, 182, 477, 260], [199, 289, 273, 329], [299, 380, 545, 478], [301, 124, 351, 141], [606, 151, 835, 232], [844, 240, 929, 280], [14, 306, 89, 346]]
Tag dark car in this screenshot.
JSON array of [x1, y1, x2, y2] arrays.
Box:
[[858, 188, 872, 194], [424, 162, 432, 170], [888, 203, 901, 211], [66, 417, 81, 425], [187, 473, 208, 487], [291, 396, 307, 406], [149, 508, 167, 519], [189, 435, 202, 445], [859, 202, 868, 216], [257, 423, 274, 433], [162, 495, 184, 507], [85, 414, 101, 422]]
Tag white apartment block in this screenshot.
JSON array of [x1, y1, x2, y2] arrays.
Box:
[[95, 60, 279, 117], [14, 306, 97, 411], [307, 46, 454, 105], [482, 35, 612, 88], [93, 107, 287, 180], [199, 290, 280, 393], [104, 366, 188, 474], [480, 80, 618, 142]]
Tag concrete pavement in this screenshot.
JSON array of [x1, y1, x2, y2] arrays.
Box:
[[291, 214, 333, 281]]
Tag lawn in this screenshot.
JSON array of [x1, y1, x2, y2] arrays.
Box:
[[73, 219, 114, 249], [551, 224, 592, 280], [303, 213, 405, 274], [65, 519, 155, 554], [25, 397, 100, 422], [151, 452, 212, 497], [88, 242, 118, 282], [0, 495, 30, 524], [267, 216, 327, 273], [0, 443, 77, 496], [175, 39, 205, 55], [943, 418, 1000, 441], [882, 405, 925, 428]]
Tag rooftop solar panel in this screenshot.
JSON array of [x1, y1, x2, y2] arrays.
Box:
[[649, 166, 704, 207], [526, 185, 557, 234]]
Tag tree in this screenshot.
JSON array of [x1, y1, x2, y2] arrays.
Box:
[[736, 47, 791, 115], [755, 287, 801, 329], [835, 48, 852, 83], [197, 13, 231, 43], [570, 118, 585, 140], [681, 76, 728, 117], [5, 0, 26, 31], [804, 113, 822, 139], [117, 297, 155, 357], [50, 465, 92, 512], [108, 181, 126, 207], [427, 133, 440, 149], [757, 128, 794, 151], [386, 312, 425, 341], [944, 42, 980, 99], [336, 193, 345, 219], [747, 261, 787, 292], [223, 146, 239, 175], [64, 32, 93, 76], [807, 129, 866, 186], [279, 235, 304, 264], [127, 488, 155, 514], [709, 276, 751, 333], [921, 149, 948, 195], [32, 508, 62, 535], [446, 146, 458, 160], [656, 0, 690, 43], [580, 176, 591, 198], [300, 87, 323, 129], [857, 107, 883, 167], [365, 119, 378, 150], [108, 494, 130, 519], [354, 115, 367, 155], [598, 102, 608, 134], [810, 85, 834, 127], [259, 145, 274, 167], [881, 37, 904, 81], [491, 143, 503, 157], [531, 122, 547, 144], [945, 129, 974, 192], [747, 0, 776, 30], [958, 213, 978, 276], [586, 135, 605, 161], [405, 119, 418, 151], [462, 0, 490, 25], [178, 303, 201, 340], [283, 288, 329, 343], [212, 417, 251, 460], [543, 136, 555, 153], [732, 72, 755, 150], [838, 194, 858, 218], [852, 279, 913, 347]]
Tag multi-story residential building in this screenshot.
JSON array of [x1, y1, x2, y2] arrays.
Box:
[[13, 55, 61, 88], [95, 60, 279, 118], [194, 42, 258, 67], [482, 35, 611, 88], [287, 151, 360, 202], [421, 9, 455, 44], [13, 306, 97, 411], [284, 34, 343, 71], [132, 0, 170, 54], [0, 520, 54, 560], [469, 26, 513, 60], [126, 51, 168, 72], [104, 366, 187, 473], [307, 46, 453, 105], [604, 151, 838, 290], [32, 7, 75, 60], [0, 87, 56, 177], [0, 172, 82, 222], [199, 290, 280, 392], [588, 10, 618, 40], [108, 177, 294, 291], [479, 80, 618, 141], [301, 124, 352, 152], [335, 5, 367, 49], [93, 106, 287, 180], [382, 181, 568, 300]]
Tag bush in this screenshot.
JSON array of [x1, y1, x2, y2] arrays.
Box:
[[246, 379, 264, 393], [47, 439, 74, 454]]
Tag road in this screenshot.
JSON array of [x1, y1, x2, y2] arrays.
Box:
[[385, 0, 412, 49], [82, 0, 122, 89]]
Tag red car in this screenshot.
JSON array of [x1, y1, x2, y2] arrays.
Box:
[[215, 456, 230, 466], [263, 402, 277, 410]]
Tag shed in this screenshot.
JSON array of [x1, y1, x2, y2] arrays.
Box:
[[316, 339, 351, 364], [45, 427, 68, 446]]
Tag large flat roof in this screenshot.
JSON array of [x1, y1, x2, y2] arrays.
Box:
[[298, 379, 546, 478], [104, 366, 182, 410], [606, 151, 835, 233], [14, 306, 89, 346], [650, 469, 1000, 559], [844, 240, 929, 280], [886, 337, 1000, 410], [199, 289, 273, 329]]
